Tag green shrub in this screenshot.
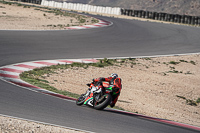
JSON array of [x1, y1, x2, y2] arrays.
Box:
[[80, 19, 86, 23], [169, 61, 180, 65], [190, 60, 196, 65], [179, 60, 188, 63]]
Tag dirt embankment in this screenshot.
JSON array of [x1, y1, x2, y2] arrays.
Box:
[[43, 54, 200, 127]]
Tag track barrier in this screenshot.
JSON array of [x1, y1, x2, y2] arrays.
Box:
[[121, 8, 200, 26], [10, 0, 200, 26]]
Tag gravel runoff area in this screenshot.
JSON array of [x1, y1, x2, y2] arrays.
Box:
[[0, 115, 85, 133], [0, 0, 200, 132], [0, 1, 97, 30]]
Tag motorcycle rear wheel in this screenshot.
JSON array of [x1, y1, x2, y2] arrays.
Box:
[[93, 93, 112, 110], [76, 94, 86, 106]]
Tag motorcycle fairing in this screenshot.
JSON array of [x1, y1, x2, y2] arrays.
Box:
[[84, 93, 94, 106]]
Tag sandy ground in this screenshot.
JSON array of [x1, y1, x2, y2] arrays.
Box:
[[0, 0, 200, 132], [0, 115, 84, 133], [0, 1, 96, 30], [43, 54, 200, 127]]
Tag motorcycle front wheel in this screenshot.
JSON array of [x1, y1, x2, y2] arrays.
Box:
[[93, 93, 112, 110], [76, 94, 86, 106]]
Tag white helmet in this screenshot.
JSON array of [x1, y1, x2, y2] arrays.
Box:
[[110, 73, 118, 78]]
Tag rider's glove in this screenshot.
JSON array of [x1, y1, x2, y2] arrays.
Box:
[[86, 83, 91, 87]]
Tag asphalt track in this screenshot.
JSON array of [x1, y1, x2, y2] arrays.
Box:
[[1, 15, 200, 133]]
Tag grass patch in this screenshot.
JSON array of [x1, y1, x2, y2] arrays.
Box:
[[19, 58, 122, 98], [20, 74, 80, 98], [190, 60, 196, 65], [19, 58, 136, 99], [185, 71, 193, 75], [179, 60, 196, 65], [169, 61, 180, 65], [144, 57, 151, 60], [0, 1, 12, 5], [167, 70, 182, 73], [197, 98, 200, 103], [179, 60, 188, 63], [17, 3, 22, 6], [169, 66, 175, 69], [79, 19, 86, 23], [91, 18, 99, 23]]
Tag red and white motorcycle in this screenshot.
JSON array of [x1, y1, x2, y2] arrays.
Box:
[[76, 82, 113, 110]]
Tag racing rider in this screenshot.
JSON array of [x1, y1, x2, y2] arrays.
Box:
[[93, 73, 122, 108]]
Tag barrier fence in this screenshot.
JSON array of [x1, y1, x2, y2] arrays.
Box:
[[41, 0, 121, 15], [121, 9, 200, 26], [11, 0, 42, 4], [9, 0, 200, 26]]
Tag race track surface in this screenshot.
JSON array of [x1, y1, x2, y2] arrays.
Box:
[[0, 15, 200, 133]]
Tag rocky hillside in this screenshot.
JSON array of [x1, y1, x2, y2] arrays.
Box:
[[60, 0, 200, 16]]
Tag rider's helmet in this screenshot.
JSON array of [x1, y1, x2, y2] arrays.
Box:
[[110, 73, 118, 79]]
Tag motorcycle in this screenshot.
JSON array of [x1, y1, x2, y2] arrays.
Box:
[[76, 82, 113, 110]]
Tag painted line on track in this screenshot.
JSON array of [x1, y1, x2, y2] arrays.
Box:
[[0, 59, 98, 101], [0, 56, 200, 131], [64, 17, 113, 30]]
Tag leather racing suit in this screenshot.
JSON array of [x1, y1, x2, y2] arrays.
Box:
[[93, 77, 122, 107]]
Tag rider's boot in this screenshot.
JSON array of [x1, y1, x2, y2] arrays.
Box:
[[110, 100, 114, 107], [110, 93, 120, 108]]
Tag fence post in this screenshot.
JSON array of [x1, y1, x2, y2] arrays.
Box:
[[141, 10, 145, 18], [166, 14, 171, 21], [177, 15, 181, 23], [174, 14, 178, 23], [128, 10, 133, 16], [197, 17, 200, 26], [194, 16, 198, 25], [148, 11, 152, 19], [170, 14, 175, 22], [134, 10, 138, 17], [138, 10, 142, 18], [121, 8, 125, 15], [180, 15, 184, 23], [131, 10, 135, 16], [155, 12, 159, 20], [145, 11, 149, 19], [161, 13, 166, 21], [188, 16, 192, 24], [191, 16, 195, 25]]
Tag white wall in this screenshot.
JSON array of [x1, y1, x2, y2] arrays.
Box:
[[41, 0, 121, 15]]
